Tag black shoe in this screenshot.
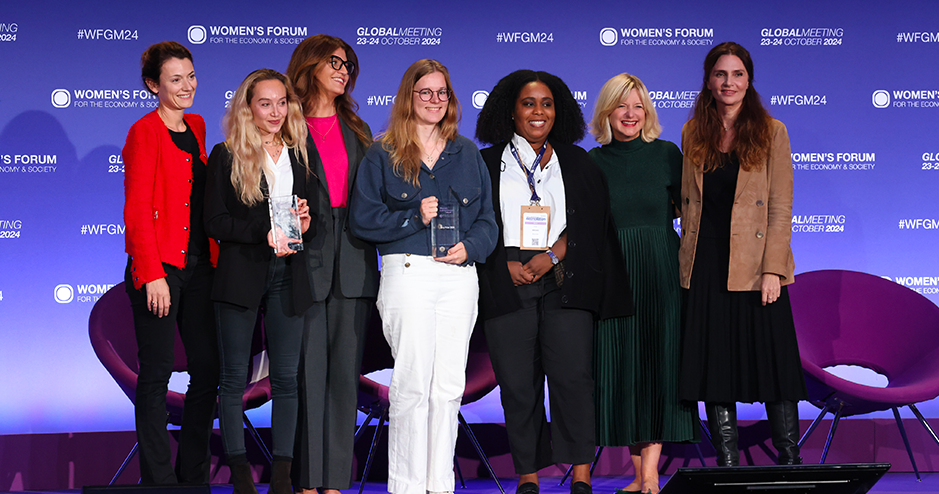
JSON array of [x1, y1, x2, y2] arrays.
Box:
[[571, 481, 592, 494], [228, 461, 258, 494], [767, 401, 803, 465], [706, 402, 740, 467], [517, 482, 539, 494]]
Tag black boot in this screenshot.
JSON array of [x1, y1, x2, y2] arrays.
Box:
[[705, 402, 739, 467], [270, 457, 293, 494], [767, 401, 803, 465], [228, 456, 259, 494]]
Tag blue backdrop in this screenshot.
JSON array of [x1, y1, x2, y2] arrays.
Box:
[[2, 0, 939, 434]]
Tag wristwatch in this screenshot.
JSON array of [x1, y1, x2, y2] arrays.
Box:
[[546, 248, 560, 265]]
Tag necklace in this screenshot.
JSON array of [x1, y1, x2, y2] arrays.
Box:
[[423, 139, 442, 163], [311, 117, 337, 138]]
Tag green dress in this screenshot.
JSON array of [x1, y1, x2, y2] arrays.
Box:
[[589, 137, 699, 446]]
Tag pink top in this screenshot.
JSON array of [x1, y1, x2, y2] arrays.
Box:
[[307, 115, 349, 208]]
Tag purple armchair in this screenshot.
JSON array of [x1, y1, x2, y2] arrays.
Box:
[[788, 269, 939, 478], [88, 282, 273, 484]]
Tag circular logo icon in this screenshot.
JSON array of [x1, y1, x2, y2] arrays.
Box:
[[51, 89, 70, 108], [599, 27, 618, 46], [872, 90, 890, 108], [54, 284, 74, 303], [472, 90, 489, 110], [188, 25, 207, 45]]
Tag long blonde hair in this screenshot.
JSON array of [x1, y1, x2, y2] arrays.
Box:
[[223, 69, 310, 205], [379, 59, 460, 186], [590, 73, 661, 145]]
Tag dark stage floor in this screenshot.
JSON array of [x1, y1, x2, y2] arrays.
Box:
[[9, 474, 939, 494]]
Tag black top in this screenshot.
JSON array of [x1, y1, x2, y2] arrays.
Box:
[[699, 155, 739, 239], [477, 141, 634, 321], [169, 123, 209, 258], [204, 143, 317, 315]]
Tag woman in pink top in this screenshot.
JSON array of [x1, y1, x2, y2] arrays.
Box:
[[285, 34, 378, 494]]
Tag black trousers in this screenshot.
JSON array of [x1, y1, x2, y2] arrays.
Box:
[[483, 271, 596, 475], [294, 210, 375, 490], [126, 255, 219, 484]]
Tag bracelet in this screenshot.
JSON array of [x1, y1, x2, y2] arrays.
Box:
[[546, 249, 560, 265]]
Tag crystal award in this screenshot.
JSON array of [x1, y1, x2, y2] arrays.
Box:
[[269, 194, 303, 252], [431, 202, 460, 257]]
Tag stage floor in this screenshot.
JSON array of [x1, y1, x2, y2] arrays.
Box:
[[8, 474, 939, 494]]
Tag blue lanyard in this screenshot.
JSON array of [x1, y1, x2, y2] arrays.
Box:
[[509, 141, 547, 205]]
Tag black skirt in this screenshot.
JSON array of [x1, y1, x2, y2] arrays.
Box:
[[677, 236, 808, 403]]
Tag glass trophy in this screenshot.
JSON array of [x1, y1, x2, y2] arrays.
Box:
[[269, 194, 303, 252], [431, 202, 460, 257]]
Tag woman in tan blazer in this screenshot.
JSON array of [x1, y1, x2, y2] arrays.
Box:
[[677, 42, 807, 468]]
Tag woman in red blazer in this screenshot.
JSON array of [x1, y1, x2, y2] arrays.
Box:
[[122, 41, 219, 485]]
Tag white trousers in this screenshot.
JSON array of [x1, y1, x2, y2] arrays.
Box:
[[377, 254, 479, 494]]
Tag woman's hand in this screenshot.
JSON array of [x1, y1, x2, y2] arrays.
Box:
[[268, 228, 297, 257], [420, 196, 438, 225], [761, 273, 782, 306], [296, 198, 311, 234], [435, 241, 468, 265], [522, 252, 555, 281], [508, 261, 533, 286], [145, 277, 171, 317]]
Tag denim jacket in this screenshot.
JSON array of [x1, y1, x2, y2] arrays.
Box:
[[350, 135, 497, 265]]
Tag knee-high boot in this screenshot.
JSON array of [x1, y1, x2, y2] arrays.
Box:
[[767, 400, 803, 465], [705, 402, 739, 467]]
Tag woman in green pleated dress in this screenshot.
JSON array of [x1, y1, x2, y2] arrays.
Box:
[[588, 73, 699, 494]]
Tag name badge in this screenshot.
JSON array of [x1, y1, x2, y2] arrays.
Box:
[[520, 205, 550, 250]]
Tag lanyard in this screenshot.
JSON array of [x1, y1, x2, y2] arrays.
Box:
[[509, 141, 547, 205]]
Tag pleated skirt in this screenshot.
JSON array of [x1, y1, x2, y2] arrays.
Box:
[[595, 226, 700, 446], [677, 236, 808, 404]]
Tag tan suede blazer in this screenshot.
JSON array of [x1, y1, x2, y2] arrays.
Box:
[[678, 118, 795, 291]]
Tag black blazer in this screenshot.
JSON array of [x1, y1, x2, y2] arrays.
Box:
[[477, 141, 634, 321], [204, 142, 317, 315], [304, 120, 379, 301]]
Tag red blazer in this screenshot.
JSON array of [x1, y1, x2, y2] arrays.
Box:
[[123, 110, 218, 289]]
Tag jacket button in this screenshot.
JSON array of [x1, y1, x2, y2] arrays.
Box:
[[462, 197, 469, 204], [181, 249, 186, 254], [561, 295, 569, 303], [401, 192, 408, 199], [429, 173, 435, 179], [566, 271, 574, 278], [405, 262, 411, 267], [184, 226, 188, 230], [406, 253, 411, 256], [186, 158, 191, 162], [568, 241, 576, 247], [188, 179, 192, 183], [756, 231, 764, 239], [184, 202, 189, 207], [568, 208, 575, 214], [756, 200, 764, 206]]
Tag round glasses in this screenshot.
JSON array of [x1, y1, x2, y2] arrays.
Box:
[[413, 88, 451, 102], [327, 55, 355, 74]]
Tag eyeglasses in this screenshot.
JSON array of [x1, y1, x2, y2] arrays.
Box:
[[327, 55, 355, 74], [413, 88, 451, 102]]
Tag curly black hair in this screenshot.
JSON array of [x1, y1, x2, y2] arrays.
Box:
[[475, 69, 586, 146]]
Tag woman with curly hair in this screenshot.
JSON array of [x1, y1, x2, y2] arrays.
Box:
[[678, 42, 806, 467], [350, 59, 497, 494], [205, 68, 317, 494], [475, 70, 632, 494]]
